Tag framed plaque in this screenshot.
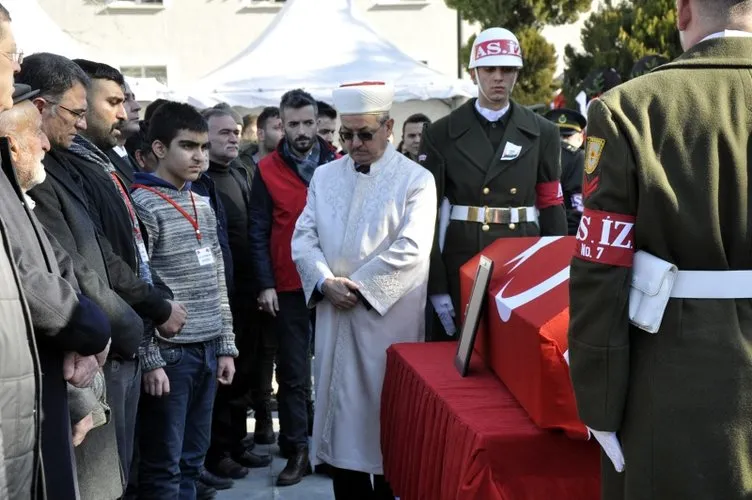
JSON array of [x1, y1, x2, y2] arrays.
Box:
[[454, 255, 494, 377]]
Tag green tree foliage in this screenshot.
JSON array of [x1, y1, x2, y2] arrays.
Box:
[[562, 0, 682, 103], [447, 0, 591, 104]]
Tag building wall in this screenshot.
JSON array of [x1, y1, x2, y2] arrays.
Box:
[[37, 0, 475, 89]]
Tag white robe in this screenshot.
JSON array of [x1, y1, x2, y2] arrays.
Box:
[[292, 143, 437, 474]]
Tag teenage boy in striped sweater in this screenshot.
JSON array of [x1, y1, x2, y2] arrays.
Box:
[[130, 101, 238, 499]]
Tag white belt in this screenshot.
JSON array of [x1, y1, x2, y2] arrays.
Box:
[[672, 270, 752, 298], [450, 205, 538, 225]]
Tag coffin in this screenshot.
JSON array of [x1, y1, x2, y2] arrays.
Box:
[[459, 236, 588, 439]]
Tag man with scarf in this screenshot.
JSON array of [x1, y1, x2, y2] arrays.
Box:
[[249, 89, 339, 487]]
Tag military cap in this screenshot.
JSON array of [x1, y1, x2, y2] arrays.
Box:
[[12, 84, 39, 105], [544, 108, 587, 136]]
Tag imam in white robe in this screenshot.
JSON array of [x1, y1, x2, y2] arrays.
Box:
[[291, 143, 437, 474]]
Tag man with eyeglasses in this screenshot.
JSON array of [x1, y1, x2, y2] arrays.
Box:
[[291, 81, 436, 500], [249, 88, 339, 487]]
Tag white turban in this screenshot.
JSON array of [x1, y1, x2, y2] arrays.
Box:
[[332, 81, 394, 115]]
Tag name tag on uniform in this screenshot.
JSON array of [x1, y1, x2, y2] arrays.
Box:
[[196, 247, 215, 266], [500, 142, 522, 161]]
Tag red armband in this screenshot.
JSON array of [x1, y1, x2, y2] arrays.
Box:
[[574, 208, 636, 267], [535, 181, 564, 209]]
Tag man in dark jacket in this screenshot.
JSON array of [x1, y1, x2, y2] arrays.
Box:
[[201, 107, 273, 482]]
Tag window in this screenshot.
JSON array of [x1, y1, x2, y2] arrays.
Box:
[[120, 66, 168, 86]]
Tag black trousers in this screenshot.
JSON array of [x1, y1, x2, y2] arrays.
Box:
[[250, 312, 277, 413], [206, 296, 255, 464], [331, 467, 395, 500], [275, 290, 312, 447]]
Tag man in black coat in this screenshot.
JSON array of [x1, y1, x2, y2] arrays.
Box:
[[543, 108, 587, 235]]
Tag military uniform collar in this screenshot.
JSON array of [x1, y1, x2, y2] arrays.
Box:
[[474, 100, 510, 122], [655, 36, 752, 71], [448, 98, 540, 139]]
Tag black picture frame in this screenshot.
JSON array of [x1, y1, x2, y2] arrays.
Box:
[[454, 255, 494, 377]]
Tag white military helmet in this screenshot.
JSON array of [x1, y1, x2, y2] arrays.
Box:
[[469, 27, 523, 69]]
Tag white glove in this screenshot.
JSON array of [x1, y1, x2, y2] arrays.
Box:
[[588, 428, 625, 473], [562, 350, 625, 473], [430, 294, 456, 336]]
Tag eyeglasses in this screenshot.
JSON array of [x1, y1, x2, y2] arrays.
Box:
[[2, 51, 23, 65], [48, 101, 87, 123], [339, 127, 381, 143]]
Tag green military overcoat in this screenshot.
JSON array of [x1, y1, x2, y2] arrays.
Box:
[[419, 98, 567, 334], [568, 36, 752, 499]]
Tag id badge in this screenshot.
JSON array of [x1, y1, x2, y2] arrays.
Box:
[[135, 235, 149, 263], [196, 247, 215, 266]]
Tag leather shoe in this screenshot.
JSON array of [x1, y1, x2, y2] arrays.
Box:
[[276, 446, 312, 487], [196, 480, 217, 500], [207, 457, 249, 479], [232, 448, 273, 468], [199, 467, 234, 490]]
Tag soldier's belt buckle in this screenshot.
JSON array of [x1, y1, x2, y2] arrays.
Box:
[[483, 206, 491, 224], [485, 207, 509, 224]]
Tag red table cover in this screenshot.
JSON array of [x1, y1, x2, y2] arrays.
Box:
[[381, 342, 600, 500]]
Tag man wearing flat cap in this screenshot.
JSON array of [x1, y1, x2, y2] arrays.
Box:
[[544, 108, 587, 234], [292, 81, 436, 500]]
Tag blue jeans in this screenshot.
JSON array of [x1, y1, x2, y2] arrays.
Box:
[[137, 341, 218, 500]]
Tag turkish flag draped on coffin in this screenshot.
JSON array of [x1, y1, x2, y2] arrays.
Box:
[[459, 236, 589, 439]]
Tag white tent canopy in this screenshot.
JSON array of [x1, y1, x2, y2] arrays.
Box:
[[5, 1, 165, 99], [5, 0, 91, 59], [174, 0, 475, 108]]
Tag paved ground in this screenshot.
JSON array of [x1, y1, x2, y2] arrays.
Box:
[[216, 415, 334, 500]]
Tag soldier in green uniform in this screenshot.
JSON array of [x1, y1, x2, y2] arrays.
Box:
[[568, 1, 752, 498], [419, 27, 567, 341], [544, 108, 587, 235]]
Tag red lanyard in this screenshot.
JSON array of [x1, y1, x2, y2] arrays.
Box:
[[132, 184, 202, 243], [110, 173, 142, 238]]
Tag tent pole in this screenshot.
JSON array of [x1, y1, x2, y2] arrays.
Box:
[[456, 10, 463, 79]]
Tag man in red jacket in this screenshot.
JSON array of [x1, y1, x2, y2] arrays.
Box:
[[248, 88, 339, 487]]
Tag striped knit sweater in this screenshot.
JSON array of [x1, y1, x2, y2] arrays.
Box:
[[131, 175, 237, 371]]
